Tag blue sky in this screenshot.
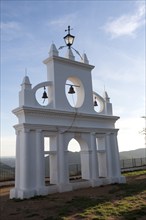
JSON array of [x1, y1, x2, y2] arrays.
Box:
[[1, 0, 145, 156]]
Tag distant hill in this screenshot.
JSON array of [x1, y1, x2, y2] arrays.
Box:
[[0, 148, 145, 169], [0, 157, 15, 167], [119, 148, 146, 160]]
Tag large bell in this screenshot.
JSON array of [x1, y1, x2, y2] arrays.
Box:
[[42, 87, 48, 99], [68, 85, 75, 94]]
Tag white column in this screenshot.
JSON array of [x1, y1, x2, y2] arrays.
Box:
[[80, 150, 91, 180], [58, 132, 66, 183], [19, 128, 30, 189], [110, 132, 121, 177], [49, 136, 58, 184], [36, 129, 45, 188], [97, 135, 107, 178], [105, 134, 113, 178], [57, 132, 72, 192], [15, 130, 21, 188], [49, 151, 58, 184], [90, 133, 99, 179]]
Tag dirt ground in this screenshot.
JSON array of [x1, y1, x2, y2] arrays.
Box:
[[0, 175, 146, 220], [0, 184, 113, 220]]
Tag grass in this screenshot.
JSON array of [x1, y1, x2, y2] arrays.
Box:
[[123, 169, 146, 176], [58, 193, 146, 220], [56, 170, 146, 220]]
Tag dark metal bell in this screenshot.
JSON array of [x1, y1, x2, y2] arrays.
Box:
[[94, 97, 98, 106], [42, 87, 48, 99], [94, 100, 98, 106], [42, 91, 48, 99], [68, 85, 75, 94]]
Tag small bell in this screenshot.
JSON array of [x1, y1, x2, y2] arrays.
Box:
[[94, 97, 98, 106], [68, 85, 75, 94], [42, 87, 48, 103]]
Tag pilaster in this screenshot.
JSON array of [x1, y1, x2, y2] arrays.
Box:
[[36, 130, 45, 188], [90, 133, 98, 179], [15, 130, 21, 188], [105, 133, 113, 178], [19, 128, 30, 189], [57, 132, 72, 192]]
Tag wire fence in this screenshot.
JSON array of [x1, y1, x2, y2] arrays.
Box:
[[0, 166, 15, 182], [120, 157, 146, 171], [0, 157, 146, 182]]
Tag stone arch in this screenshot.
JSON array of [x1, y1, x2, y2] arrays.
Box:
[[32, 81, 53, 107], [67, 138, 81, 178], [66, 133, 92, 181], [65, 76, 85, 108], [93, 91, 105, 113]]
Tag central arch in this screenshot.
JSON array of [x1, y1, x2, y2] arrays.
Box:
[[67, 135, 91, 183], [68, 138, 81, 180]]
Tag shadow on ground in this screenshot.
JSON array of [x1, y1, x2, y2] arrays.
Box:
[[0, 173, 146, 220]]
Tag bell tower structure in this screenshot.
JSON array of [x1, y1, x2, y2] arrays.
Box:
[[10, 27, 125, 199], [43, 43, 94, 112]]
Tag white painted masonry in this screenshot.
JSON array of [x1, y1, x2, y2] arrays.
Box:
[[10, 43, 126, 199]]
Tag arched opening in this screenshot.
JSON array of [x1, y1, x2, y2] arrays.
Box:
[[36, 86, 49, 106], [67, 138, 81, 180], [67, 137, 91, 183], [65, 77, 85, 108], [93, 92, 104, 113]]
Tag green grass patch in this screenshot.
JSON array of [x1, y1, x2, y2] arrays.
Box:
[[59, 193, 146, 220], [57, 172, 146, 220], [123, 170, 146, 176]]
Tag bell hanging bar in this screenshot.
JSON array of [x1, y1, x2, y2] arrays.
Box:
[[66, 83, 80, 94]]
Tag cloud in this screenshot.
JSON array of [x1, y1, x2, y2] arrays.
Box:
[[0, 21, 22, 41], [0, 21, 33, 42], [0, 21, 20, 30], [47, 13, 78, 29], [103, 2, 145, 38]]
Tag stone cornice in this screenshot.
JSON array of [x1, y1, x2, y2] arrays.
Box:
[[43, 55, 95, 70], [14, 123, 119, 134], [12, 106, 119, 121]]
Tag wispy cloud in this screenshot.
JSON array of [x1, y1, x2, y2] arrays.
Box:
[[103, 2, 145, 38], [47, 13, 78, 29], [0, 21, 33, 41], [0, 21, 20, 30], [0, 21, 22, 41]]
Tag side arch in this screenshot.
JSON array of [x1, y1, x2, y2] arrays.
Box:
[[93, 91, 105, 113]]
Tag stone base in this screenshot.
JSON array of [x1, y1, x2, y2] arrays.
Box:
[[90, 179, 103, 187], [72, 180, 91, 190], [10, 186, 48, 199], [102, 176, 126, 185], [118, 175, 126, 183], [10, 176, 126, 199], [35, 186, 49, 196], [57, 183, 72, 193]]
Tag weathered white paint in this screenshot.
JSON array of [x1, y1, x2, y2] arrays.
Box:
[[10, 44, 126, 199]]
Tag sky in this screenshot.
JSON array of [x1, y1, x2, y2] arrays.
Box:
[[0, 0, 146, 156]]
